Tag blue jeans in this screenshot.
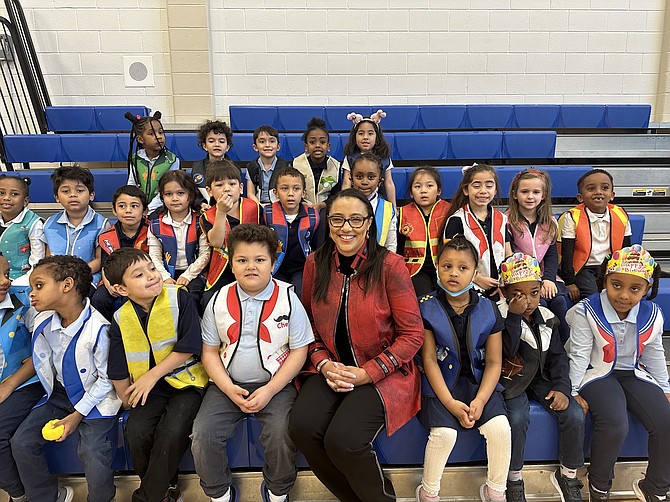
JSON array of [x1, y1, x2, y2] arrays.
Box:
[[192, 382, 298, 498], [505, 378, 585, 472], [0, 382, 44, 498], [10, 382, 117, 502]]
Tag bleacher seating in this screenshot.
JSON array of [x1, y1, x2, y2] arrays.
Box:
[[43, 401, 652, 473], [46, 106, 150, 132], [3, 130, 558, 164], [229, 104, 651, 132]]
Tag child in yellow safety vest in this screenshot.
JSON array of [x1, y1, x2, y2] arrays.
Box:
[[104, 248, 209, 502]]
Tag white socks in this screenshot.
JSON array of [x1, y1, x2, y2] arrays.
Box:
[[211, 488, 231, 502], [561, 465, 578, 479]]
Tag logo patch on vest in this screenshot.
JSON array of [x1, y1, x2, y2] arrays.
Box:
[[193, 173, 204, 184]]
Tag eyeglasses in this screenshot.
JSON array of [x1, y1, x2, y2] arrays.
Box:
[[328, 215, 369, 229]]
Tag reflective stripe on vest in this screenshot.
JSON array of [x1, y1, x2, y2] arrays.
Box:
[[399, 200, 450, 277], [98, 223, 149, 256], [115, 285, 208, 389], [204, 198, 261, 289], [375, 197, 395, 247], [265, 201, 320, 273], [558, 204, 628, 274], [149, 212, 200, 278]]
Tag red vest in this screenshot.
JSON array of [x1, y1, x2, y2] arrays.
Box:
[[203, 198, 261, 289], [558, 203, 628, 274], [399, 200, 450, 277], [98, 221, 149, 256]]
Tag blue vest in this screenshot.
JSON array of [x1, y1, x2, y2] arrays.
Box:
[[418, 293, 498, 395], [43, 209, 107, 284], [264, 202, 319, 273], [0, 294, 37, 389], [0, 209, 41, 279], [32, 304, 120, 419], [374, 196, 395, 246], [149, 212, 200, 278]]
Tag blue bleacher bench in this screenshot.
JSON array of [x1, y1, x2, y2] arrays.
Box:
[[43, 402, 652, 473], [46, 106, 151, 132], [4, 131, 558, 164], [229, 104, 651, 132]]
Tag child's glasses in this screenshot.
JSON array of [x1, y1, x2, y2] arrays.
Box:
[[328, 215, 369, 228]]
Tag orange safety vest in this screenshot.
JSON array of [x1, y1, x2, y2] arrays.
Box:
[[557, 203, 628, 274], [399, 200, 450, 277], [98, 221, 150, 256], [202, 198, 260, 289]]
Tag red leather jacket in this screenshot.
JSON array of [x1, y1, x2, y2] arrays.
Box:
[[301, 249, 424, 435]]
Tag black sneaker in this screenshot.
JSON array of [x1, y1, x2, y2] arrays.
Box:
[[161, 485, 184, 502], [633, 479, 668, 502], [506, 479, 526, 502], [551, 469, 584, 502], [587, 483, 609, 502]]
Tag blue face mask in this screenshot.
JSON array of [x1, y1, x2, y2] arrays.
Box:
[[436, 270, 476, 297]]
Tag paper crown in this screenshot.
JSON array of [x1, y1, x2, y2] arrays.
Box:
[[606, 244, 655, 283], [347, 109, 386, 127], [499, 253, 541, 286]]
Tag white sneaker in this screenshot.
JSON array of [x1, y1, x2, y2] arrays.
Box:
[[56, 486, 74, 502]]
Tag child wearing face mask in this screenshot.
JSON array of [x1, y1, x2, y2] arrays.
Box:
[[416, 235, 511, 502]]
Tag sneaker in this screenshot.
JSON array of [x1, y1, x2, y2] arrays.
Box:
[[551, 469, 584, 502], [633, 479, 668, 502], [480, 484, 505, 502], [163, 485, 184, 502], [587, 483, 610, 502], [506, 479, 526, 502], [415, 484, 440, 502], [212, 485, 239, 502], [56, 486, 74, 502], [261, 481, 288, 502], [10, 495, 27, 502]]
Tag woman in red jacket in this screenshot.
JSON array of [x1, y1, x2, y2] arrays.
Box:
[[288, 188, 424, 502]]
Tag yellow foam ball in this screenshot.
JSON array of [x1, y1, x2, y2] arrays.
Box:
[[42, 419, 64, 441]]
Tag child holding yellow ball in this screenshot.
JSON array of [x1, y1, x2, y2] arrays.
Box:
[[10, 256, 121, 502], [0, 253, 41, 502]]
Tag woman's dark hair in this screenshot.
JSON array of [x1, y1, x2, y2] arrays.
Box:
[[312, 189, 388, 302], [158, 170, 198, 210], [301, 117, 329, 143], [0, 174, 30, 198], [343, 119, 391, 159], [596, 256, 661, 300], [436, 234, 479, 267]]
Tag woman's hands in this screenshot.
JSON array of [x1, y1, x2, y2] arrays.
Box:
[[321, 361, 371, 392]]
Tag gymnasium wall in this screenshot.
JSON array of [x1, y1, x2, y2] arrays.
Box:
[[15, 0, 670, 123]]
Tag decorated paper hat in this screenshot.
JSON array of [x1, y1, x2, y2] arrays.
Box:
[[499, 253, 541, 286], [606, 244, 655, 283]]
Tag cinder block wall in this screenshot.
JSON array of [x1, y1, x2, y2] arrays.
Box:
[[15, 0, 670, 123]]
